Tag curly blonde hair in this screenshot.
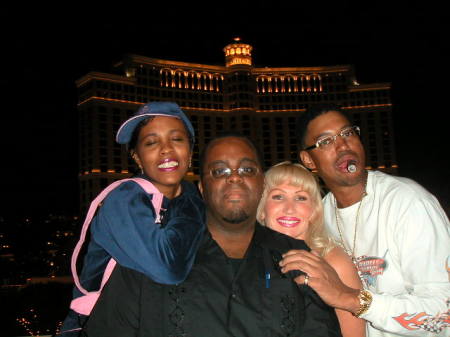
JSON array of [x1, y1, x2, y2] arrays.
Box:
[[256, 161, 335, 256]]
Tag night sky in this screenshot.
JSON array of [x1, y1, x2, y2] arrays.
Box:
[[1, 2, 449, 218]]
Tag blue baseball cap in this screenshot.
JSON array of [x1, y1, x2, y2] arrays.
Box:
[[116, 102, 195, 145]]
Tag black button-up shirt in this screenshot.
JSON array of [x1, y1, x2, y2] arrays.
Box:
[[86, 225, 342, 337]]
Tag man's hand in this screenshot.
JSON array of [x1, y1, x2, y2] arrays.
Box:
[[280, 249, 360, 313]]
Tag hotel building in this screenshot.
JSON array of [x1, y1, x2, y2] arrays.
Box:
[[76, 38, 395, 211]]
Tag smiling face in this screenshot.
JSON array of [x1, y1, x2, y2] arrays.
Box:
[[256, 162, 324, 243], [300, 110, 366, 190], [199, 137, 264, 229], [261, 183, 314, 240], [132, 116, 191, 199]]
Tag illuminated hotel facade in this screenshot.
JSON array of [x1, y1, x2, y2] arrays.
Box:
[[76, 38, 396, 211]]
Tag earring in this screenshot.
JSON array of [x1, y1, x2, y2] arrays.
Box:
[[189, 158, 192, 169], [139, 166, 144, 175]]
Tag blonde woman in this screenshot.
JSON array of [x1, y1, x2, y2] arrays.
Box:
[[257, 161, 365, 337]]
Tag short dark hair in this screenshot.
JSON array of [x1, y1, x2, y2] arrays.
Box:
[[199, 131, 264, 179], [296, 103, 350, 149]]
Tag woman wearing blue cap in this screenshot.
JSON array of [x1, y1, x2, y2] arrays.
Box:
[[60, 102, 205, 336]]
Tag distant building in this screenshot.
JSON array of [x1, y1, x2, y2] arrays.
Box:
[[76, 38, 395, 212]]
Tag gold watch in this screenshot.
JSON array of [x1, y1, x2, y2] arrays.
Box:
[[354, 289, 373, 317]]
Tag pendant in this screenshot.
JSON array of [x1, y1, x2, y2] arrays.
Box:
[[339, 241, 358, 265]]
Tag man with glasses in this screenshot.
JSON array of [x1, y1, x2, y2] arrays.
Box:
[[280, 103, 450, 336], [85, 133, 342, 336]]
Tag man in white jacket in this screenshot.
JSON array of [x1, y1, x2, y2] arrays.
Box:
[[280, 103, 450, 336]]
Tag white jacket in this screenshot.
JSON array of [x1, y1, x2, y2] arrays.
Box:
[[323, 170, 450, 337]]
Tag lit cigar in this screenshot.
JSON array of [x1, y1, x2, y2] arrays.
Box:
[[347, 162, 357, 173]]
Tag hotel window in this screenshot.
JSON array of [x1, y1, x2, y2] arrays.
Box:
[[125, 109, 133, 118], [100, 179, 108, 189], [112, 110, 121, 121], [289, 148, 297, 161], [99, 122, 107, 131]]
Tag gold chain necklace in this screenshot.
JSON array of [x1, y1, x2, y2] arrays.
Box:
[[334, 175, 368, 263]]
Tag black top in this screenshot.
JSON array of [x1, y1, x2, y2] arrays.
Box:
[[85, 225, 342, 337]]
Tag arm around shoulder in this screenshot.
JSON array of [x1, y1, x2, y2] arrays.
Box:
[[91, 181, 205, 284]]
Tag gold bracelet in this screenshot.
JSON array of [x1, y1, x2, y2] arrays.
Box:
[[354, 289, 373, 317]]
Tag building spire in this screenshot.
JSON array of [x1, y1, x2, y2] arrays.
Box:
[[223, 37, 253, 67]]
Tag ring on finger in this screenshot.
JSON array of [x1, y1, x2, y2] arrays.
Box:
[[304, 274, 309, 286]]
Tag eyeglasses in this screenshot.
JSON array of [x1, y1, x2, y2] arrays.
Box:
[[304, 126, 360, 151], [209, 166, 259, 179]]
